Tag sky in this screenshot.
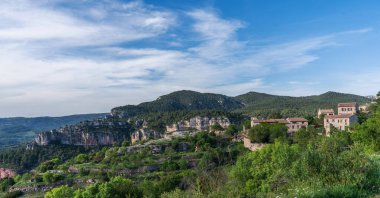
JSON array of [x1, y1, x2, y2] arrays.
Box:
[[1, 0, 380, 117]]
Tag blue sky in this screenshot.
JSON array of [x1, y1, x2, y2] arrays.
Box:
[[0, 0, 379, 117]]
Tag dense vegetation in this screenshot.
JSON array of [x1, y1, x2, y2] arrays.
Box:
[[1, 132, 246, 198], [0, 144, 104, 171], [111, 90, 244, 117], [234, 91, 371, 117], [0, 114, 106, 148], [113, 90, 370, 119]]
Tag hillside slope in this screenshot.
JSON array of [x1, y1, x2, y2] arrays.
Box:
[[234, 91, 370, 117], [111, 90, 244, 117]]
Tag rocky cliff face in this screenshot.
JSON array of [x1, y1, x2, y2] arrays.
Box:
[[166, 116, 231, 133], [35, 119, 131, 146], [0, 168, 15, 179]]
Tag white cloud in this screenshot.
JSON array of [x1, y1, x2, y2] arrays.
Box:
[[0, 1, 373, 117]]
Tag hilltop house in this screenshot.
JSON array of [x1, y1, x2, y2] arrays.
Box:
[[322, 102, 359, 135], [337, 102, 358, 115], [324, 114, 358, 135], [317, 109, 335, 118], [286, 118, 309, 133], [250, 117, 308, 134]]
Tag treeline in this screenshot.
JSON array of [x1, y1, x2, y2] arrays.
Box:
[[0, 144, 104, 171]]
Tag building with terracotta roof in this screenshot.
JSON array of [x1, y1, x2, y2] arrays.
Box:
[[324, 114, 358, 135], [337, 102, 358, 115], [317, 109, 335, 118], [286, 118, 309, 133]]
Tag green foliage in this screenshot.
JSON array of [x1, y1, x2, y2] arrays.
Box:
[[0, 144, 103, 172], [0, 178, 15, 192], [45, 185, 75, 198], [74, 154, 89, 164], [111, 90, 244, 118], [224, 124, 238, 136], [234, 91, 370, 117], [231, 132, 380, 197], [42, 172, 63, 184], [248, 123, 288, 143], [210, 123, 224, 132], [352, 108, 380, 153], [292, 127, 319, 147], [3, 191, 23, 198], [70, 177, 142, 198]]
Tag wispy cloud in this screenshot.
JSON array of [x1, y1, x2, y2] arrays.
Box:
[[0, 1, 372, 116]]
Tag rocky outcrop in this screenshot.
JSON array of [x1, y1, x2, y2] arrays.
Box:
[[0, 168, 15, 179], [35, 130, 119, 146], [35, 119, 131, 146], [166, 116, 231, 133], [131, 128, 160, 145]]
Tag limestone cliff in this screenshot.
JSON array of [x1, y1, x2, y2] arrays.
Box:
[[166, 116, 231, 133], [35, 119, 131, 146]]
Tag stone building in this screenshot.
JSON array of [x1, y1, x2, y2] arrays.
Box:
[[337, 102, 358, 115], [286, 118, 308, 134], [324, 114, 358, 135], [317, 109, 335, 118]]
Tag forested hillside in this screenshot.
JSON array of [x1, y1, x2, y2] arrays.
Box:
[[234, 91, 371, 117], [111, 90, 244, 117]]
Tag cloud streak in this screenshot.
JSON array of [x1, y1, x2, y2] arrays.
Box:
[[0, 1, 372, 116]]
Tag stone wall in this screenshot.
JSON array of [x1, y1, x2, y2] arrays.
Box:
[[243, 136, 266, 151]]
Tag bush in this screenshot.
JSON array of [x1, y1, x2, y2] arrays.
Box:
[[45, 185, 74, 198], [3, 191, 23, 198], [0, 178, 15, 192]]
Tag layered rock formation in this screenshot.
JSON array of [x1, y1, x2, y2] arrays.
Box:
[[166, 116, 231, 133], [35, 119, 131, 146], [0, 168, 15, 179], [131, 128, 160, 145]]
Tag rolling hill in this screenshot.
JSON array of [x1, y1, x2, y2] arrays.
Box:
[[112, 90, 370, 118], [234, 91, 371, 117]]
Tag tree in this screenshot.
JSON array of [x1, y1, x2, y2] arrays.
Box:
[[210, 123, 224, 132], [75, 154, 89, 164], [45, 185, 74, 198], [248, 124, 269, 143], [293, 127, 318, 147], [225, 124, 238, 136]]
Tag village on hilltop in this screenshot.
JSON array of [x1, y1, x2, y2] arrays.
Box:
[[130, 100, 373, 153]]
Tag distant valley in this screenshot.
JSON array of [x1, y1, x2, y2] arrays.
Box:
[[0, 114, 107, 148]]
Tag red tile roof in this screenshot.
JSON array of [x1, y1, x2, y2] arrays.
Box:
[[338, 102, 357, 107], [319, 109, 334, 113], [287, 118, 308, 122], [252, 119, 287, 124]]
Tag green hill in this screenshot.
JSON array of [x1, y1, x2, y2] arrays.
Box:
[[234, 91, 370, 117], [112, 90, 370, 118], [111, 90, 244, 117]]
